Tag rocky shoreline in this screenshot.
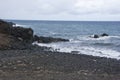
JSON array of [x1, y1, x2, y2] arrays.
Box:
[[0, 19, 69, 50], [0, 19, 120, 80]]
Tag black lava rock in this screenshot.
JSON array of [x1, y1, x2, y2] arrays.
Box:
[[33, 35, 69, 43], [101, 33, 109, 37], [93, 34, 99, 38], [10, 27, 33, 42]]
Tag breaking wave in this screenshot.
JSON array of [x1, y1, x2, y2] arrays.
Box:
[[34, 35, 120, 59]]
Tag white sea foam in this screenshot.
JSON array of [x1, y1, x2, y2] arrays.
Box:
[[13, 24, 26, 27], [74, 36, 120, 46], [33, 36, 120, 60], [49, 32, 57, 35]]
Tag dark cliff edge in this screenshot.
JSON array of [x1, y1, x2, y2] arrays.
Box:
[[0, 19, 69, 50]]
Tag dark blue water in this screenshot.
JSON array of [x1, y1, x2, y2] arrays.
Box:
[[8, 20, 120, 38], [8, 20, 120, 59]]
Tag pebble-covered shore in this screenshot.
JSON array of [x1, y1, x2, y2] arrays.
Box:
[[0, 47, 120, 80]]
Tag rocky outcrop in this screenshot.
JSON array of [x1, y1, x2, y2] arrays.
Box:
[[0, 20, 12, 34], [0, 20, 34, 50], [0, 19, 69, 50], [0, 19, 33, 42], [33, 35, 69, 43], [10, 27, 33, 42]]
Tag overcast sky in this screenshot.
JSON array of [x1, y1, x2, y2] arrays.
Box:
[[0, 0, 120, 21]]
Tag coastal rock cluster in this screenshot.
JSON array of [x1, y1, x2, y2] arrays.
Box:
[[0, 19, 34, 49], [90, 33, 109, 38], [0, 19, 69, 50]]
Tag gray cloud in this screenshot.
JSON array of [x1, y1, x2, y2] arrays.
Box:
[[0, 0, 120, 20]]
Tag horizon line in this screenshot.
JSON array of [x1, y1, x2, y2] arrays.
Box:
[[3, 18, 120, 22]]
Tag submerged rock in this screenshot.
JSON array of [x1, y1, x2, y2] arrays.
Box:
[[90, 34, 99, 38], [90, 33, 109, 38], [101, 33, 109, 37]]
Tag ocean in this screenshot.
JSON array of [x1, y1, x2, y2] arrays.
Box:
[[8, 20, 120, 59]]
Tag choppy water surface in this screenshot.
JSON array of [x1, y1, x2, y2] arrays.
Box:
[[10, 20, 120, 59]]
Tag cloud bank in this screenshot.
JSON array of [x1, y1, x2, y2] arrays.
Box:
[[0, 0, 120, 20]]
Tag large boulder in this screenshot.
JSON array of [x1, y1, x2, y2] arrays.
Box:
[[0, 19, 12, 34], [10, 27, 33, 42]]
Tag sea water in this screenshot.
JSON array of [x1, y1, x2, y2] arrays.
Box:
[[9, 20, 120, 59]]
